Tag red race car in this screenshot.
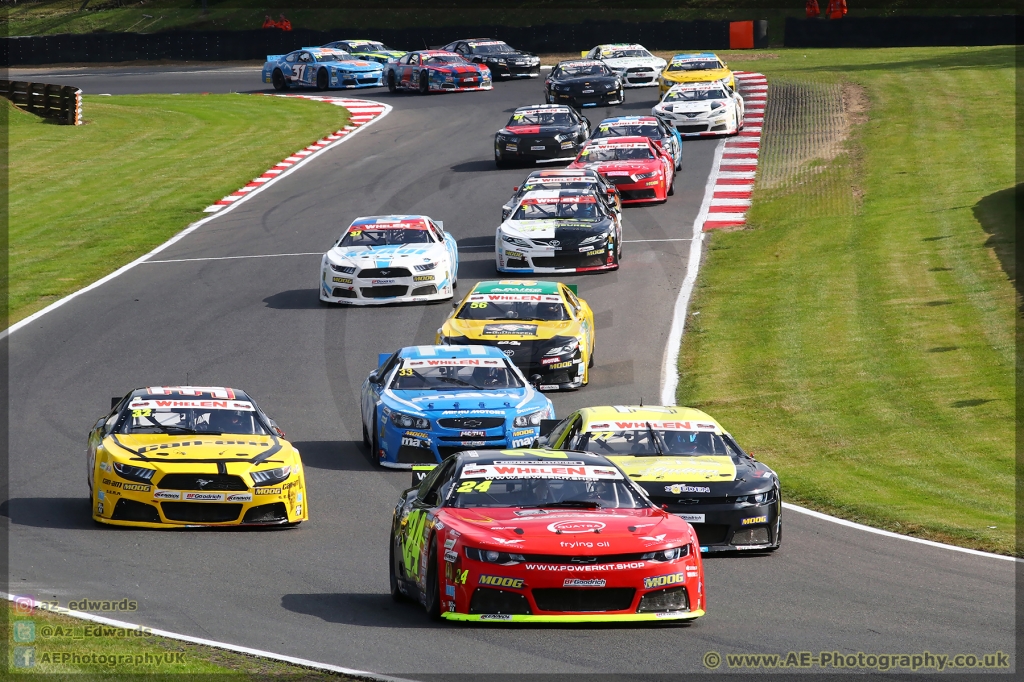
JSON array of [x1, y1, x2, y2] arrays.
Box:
[[384, 50, 493, 93], [569, 136, 675, 204], [391, 449, 706, 623]]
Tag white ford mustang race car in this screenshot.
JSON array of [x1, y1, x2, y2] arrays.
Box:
[[320, 215, 458, 305], [652, 80, 744, 137], [582, 43, 666, 88]]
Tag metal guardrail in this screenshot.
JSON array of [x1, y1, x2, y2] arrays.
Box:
[[1, 80, 82, 125]]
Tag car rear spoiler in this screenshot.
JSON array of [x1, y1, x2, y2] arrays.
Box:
[[580, 51, 589, 57], [412, 464, 437, 487]]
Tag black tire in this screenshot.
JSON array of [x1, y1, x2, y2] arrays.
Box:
[[418, 71, 430, 95], [495, 147, 509, 169], [387, 72, 397, 93], [587, 346, 594, 368], [424, 538, 442, 620], [389, 534, 409, 602], [768, 508, 782, 551], [362, 419, 370, 447], [667, 177, 675, 197], [370, 411, 384, 468], [272, 69, 288, 91], [316, 68, 329, 91]]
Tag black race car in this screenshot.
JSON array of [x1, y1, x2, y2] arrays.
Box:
[[501, 168, 620, 221], [545, 59, 623, 109], [441, 38, 540, 79], [494, 105, 590, 168]]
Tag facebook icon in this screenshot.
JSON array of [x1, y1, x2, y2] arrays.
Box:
[[13, 646, 36, 668]]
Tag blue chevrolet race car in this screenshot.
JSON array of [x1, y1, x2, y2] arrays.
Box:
[[263, 47, 383, 91], [360, 345, 554, 469]]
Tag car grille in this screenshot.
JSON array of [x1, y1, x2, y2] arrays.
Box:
[[437, 434, 506, 443], [469, 588, 532, 615], [605, 176, 633, 186], [531, 254, 604, 269], [520, 548, 684, 564], [695, 524, 731, 545], [637, 586, 689, 612], [532, 588, 635, 612], [732, 527, 771, 545], [504, 258, 529, 269], [626, 67, 653, 74], [160, 502, 243, 523], [358, 267, 411, 279], [360, 285, 408, 298], [241, 502, 289, 524], [437, 417, 505, 429], [332, 287, 357, 298], [677, 123, 709, 133], [410, 284, 437, 296], [619, 189, 657, 201], [111, 498, 161, 523], [156, 474, 248, 491]]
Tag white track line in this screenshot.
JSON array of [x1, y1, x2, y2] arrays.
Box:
[[1, 593, 418, 681], [0, 97, 391, 341], [146, 252, 322, 264]]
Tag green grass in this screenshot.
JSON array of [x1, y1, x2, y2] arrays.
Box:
[[677, 46, 1016, 555], [5, 602, 356, 678], [8, 94, 349, 325]]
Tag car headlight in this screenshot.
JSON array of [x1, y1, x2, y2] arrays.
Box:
[[544, 338, 579, 357], [710, 101, 725, 110], [414, 262, 437, 272], [513, 410, 546, 427], [578, 234, 607, 246], [640, 545, 689, 561], [464, 547, 525, 564], [554, 133, 569, 143], [502, 235, 531, 248], [112, 462, 156, 484], [633, 171, 659, 181], [439, 334, 467, 346], [251, 465, 292, 487], [498, 134, 519, 143], [485, 57, 501, 63], [554, 84, 568, 92], [330, 263, 356, 274], [735, 490, 775, 504], [390, 411, 430, 429]]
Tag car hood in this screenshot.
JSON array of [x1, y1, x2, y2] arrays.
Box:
[[330, 60, 382, 72], [501, 218, 612, 238], [431, 64, 486, 75], [554, 76, 618, 87], [500, 125, 575, 136], [607, 455, 738, 482], [664, 68, 731, 83], [445, 318, 579, 341], [327, 244, 443, 267], [385, 389, 541, 414], [658, 101, 720, 114], [603, 57, 665, 69], [574, 160, 659, 175], [103, 433, 290, 464], [440, 506, 691, 552]]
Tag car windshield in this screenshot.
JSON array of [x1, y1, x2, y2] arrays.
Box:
[[313, 53, 345, 62], [577, 428, 734, 457], [592, 122, 661, 139], [348, 41, 390, 52], [426, 54, 466, 65], [556, 63, 609, 77], [579, 145, 654, 162], [665, 88, 728, 101], [667, 60, 721, 72], [512, 197, 602, 221], [604, 48, 650, 59], [507, 111, 574, 126], [120, 404, 267, 435], [457, 297, 570, 321], [339, 228, 432, 247], [449, 461, 647, 508], [390, 360, 524, 390], [470, 42, 515, 54]]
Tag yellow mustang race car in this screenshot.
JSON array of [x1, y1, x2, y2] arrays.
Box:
[[541, 405, 781, 553], [436, 279, 595, 392], [87, 386, 308, 528], [658, 52, 735, 95]]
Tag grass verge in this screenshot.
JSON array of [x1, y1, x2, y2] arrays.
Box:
[[8, 93, 349, 325], [676, 46, 1016, 555], [4, 601, 358, 678]]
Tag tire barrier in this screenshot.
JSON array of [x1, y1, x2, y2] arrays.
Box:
[[4, 19, 743, 66], [0, 80, 82, 125], [784, 15, 1020, 47]]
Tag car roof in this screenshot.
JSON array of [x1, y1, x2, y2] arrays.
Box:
[[557, 59, 605, 67], [129, 386, 253, 402], [672, 52, 720, 60], [587, 135, 654, 146], [596, 43, 646, 50], [398, 345, 508, 360], [574, 405, 724, 433], [416, 50, 460, 56], [513, 104, 573, 113], [598, 116, 659, 124], [455, 448, 617, 467], [471, 280, 563, 296], [667, 80, 727, 91], [349, 215, 431, 229], [527, 168, 601, 179]]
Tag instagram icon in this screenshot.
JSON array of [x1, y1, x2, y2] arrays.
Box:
[[13, 595, 36, 615]]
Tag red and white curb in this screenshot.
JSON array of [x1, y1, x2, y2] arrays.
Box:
[[204, 96, 389, 212], [702, 71, 765, 231]]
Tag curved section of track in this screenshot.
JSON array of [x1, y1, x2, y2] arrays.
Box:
[[4, 68, 1015, 678]]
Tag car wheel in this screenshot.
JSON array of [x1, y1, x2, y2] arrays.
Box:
[[546, 89, 554, 104], [667, 177, 675, 196], [495, 148, 509, 169], [424, 538, 442, 620], [675, 150, 682, 172], [272, 69, 288, 91], [418, 72, 430, 95], [316, 68, 329, 91], [587, 346, 595, 368], [371, 411, 384, 467], [362, 419, 370, 447], [389, 533, 409, 602], [387, 72, 397, 93], [768, 508, 782, 551]]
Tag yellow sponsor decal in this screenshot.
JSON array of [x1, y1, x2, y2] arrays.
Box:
[[611, 456, 736, 482], [332, 277, 353, 284], [414, 275, 434, 282], [741, 516, 767, 525]]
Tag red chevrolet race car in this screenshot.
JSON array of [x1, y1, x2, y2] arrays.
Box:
[[390, 449, 706, 623], [569, 136, 675, 204], [383, 50, 493, 93]]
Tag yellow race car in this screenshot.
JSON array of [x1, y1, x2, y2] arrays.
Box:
[[436, 279, 595, 392], [658, 52, 735, 95], [87, 386, 308, 528]]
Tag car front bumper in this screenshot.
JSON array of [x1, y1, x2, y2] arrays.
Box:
[[496, 242, 617, 274], [552, 90, 623, 108], [321, 270, 453, 305], [666, 502, 781, 552], [378, 421, 542, 468]]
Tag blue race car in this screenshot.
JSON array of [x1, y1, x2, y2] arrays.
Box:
[[588, 115, 683, 172], [360, 345, 555, 469], [263, 47, 383, 91]]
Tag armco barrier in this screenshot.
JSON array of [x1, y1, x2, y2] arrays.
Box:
[[0, 80, 82, 124], [3, 20, 743, 66], [785, 15, 1020, 47]]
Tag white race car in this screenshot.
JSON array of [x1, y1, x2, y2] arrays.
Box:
[[582, 43, 666, 88], [320, 215, 459, 305], [495, 188, 622, 274], [652, 80, 744, 137]]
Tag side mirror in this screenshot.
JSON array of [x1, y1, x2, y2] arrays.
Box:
[[452, 301, 459, 308], [368, 370, 381, 385], [512, 186, 519, 192], [605, 187, 615, 195], [110, 396, 121, 409], [269, 420, 286, 438], [530, 374, 543, 389]]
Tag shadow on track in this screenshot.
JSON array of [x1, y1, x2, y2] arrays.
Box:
[[281, 592, 447, 629], [263, 289, 323, 310], [0, 498, 95, 530], [293, 440, 377, 471]]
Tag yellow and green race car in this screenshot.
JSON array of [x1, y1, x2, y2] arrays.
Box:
[[87, 386, 308, 528], [541, 405, 781, 553], [436, 280, 595, 392], [658, 52, 735, 95]]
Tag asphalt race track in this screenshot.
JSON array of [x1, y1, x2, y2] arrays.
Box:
[[5, 66, 1016, 678]]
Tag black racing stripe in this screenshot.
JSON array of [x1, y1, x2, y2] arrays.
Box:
[[110, 433, 283, 465]]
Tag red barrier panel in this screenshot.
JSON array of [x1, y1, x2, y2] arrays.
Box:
[[729, 21, 755, 49]]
